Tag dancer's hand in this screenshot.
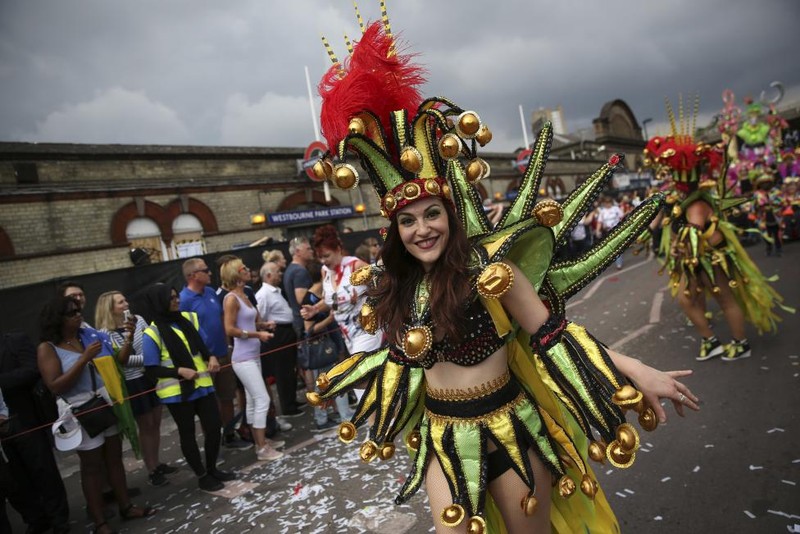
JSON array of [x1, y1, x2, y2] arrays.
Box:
[[631, 366, 699, 422], [608, 349, 700, 422]]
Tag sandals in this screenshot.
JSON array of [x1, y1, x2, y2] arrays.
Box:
[[120, 503, 157, 521]]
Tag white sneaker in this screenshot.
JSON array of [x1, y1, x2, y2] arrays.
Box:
[[266, 438, 285, 449], [277, 417, 293, 431], [256, 446, 284, 462]]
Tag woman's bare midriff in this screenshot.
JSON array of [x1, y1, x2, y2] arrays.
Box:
[[424, 345, 509, 391]]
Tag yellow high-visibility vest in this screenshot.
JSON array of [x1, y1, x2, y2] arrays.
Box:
[[143, 312, 213, 401]]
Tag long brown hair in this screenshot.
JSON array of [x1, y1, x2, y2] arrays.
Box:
[[371, 201, 472, 344]]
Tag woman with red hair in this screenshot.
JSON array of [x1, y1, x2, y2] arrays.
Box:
[[302, 225, 383, 357]]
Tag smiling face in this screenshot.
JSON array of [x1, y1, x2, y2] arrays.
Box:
[[396, 197, 450, 272], [111, 293, 129, 316]]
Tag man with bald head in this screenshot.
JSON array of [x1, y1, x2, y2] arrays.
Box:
[[256, 262, 303, 418]]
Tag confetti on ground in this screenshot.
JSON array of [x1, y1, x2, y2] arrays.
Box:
[[615, 492, 627, 498], [705, 444, 715, 448], [693, 466, 700, 473], [653, 516, 662, 521], [661, 477, 671, 483], [624, 489, 635, 494], [782, 480, 797, 486], [767, 428, 785, 433], [749, 465, 764, 471], [743, 511, 756, 519], [767, 510, 800, 520]]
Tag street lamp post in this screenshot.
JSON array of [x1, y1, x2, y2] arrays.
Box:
[[642, 118, 653, 141]]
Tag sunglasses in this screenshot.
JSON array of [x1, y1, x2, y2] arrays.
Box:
[[193, 268, 211, 274]]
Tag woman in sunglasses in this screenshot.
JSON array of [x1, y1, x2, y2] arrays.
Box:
[[37, 295, 155, 534]]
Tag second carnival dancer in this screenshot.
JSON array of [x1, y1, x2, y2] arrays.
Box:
[[643, 96, 793, 363], [305, 7, 699, 533]]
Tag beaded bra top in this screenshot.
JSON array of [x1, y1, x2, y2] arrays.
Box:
[[388, 294, 506, 369]]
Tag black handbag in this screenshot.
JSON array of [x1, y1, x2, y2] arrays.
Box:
[[71, 364, 117, 438], [305, 331, 339, 371]]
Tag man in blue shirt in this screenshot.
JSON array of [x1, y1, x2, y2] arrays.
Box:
[[180, 258, 251, 450]]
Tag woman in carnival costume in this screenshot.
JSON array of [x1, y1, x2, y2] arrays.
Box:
[[305, 7, 700, 533], [643, 97, 793, 364]]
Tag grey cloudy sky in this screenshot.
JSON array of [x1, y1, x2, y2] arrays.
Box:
[[1, 0, 798, 152]]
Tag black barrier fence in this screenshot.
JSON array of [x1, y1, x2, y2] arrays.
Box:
[[0, 229, 380, 341]]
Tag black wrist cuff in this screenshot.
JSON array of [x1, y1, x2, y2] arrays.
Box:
[[529, 314, 568, 353]]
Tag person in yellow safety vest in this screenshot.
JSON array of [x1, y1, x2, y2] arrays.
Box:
[[142, 284, 238, 493]]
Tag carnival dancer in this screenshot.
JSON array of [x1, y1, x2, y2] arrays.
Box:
[[644, 96, 793, 364], [304, 9, 700, 533], [752, 170, 784, 256], [780, 174, 800, 241]]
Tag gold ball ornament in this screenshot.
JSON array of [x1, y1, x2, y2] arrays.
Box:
[[558, 475, 577, 497], [606, 440, 636, 468], [379, 442, 396, 461], [305, 391, 322, 406], [467, 516, 486, 534], [359, 440, 379, 463], [348, 116, 366, 135], [400, 146, 423, 174], [333, 163, 359, 190], [475, 125, 493, 146], [638, 407, 659, 431], [521, 492, 538, 516], [402, 326, 433, 361], [441, 183, 452, 199], [338, 421, 357, 443], [423, 179, 441, 196], [466, 158, 485, 183], [588, 441, 606, 463], [661, 216, 671, 227], [383, 193, 397, 213], [616, 423, 640, 453], [612, 384, 643, 407], [316, 372, 330, 391], [405, 430, 422, 451], [476, 262, 515, 299], [456, 111, 481, 138], [729, 280, 738, 288], [438, 133, 462, 160], [712, 286, 721, 294], [672, 204, 683, 218], [312, 158, 333, 181], [532, 199, 564, 227], [579, 474, 597, 499], [441, 504, 465, 527], [402, 182, 422, 201]]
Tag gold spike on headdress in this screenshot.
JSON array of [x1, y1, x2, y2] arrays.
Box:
[[664, 96, 677, 138], [353, 1, 366, 34]]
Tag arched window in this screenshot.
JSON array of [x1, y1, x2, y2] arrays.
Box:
[[126, 217, 168, 263], [172, 213, 206, 258]]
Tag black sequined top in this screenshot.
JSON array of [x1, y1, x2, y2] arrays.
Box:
[[388, 294, 507, 369]]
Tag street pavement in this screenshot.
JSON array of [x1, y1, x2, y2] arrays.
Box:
[[7, 242, 799, 533]]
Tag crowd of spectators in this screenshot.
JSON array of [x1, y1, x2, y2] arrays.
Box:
[[0, 232, 383, 533]]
